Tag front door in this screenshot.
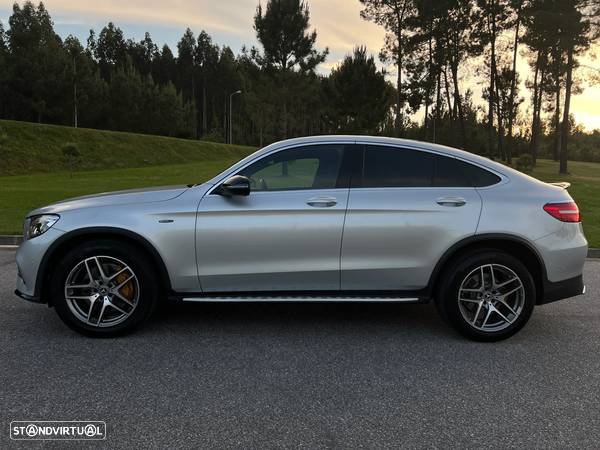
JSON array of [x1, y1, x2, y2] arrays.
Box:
[[196, 144, 352, 292]]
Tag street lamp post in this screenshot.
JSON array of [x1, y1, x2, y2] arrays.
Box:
[[229, 90, 242, 144]]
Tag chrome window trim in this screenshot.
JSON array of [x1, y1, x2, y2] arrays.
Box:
[[205, 138, 509, 196]]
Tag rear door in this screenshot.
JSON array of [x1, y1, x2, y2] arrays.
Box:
[[196, 143, 354, 292], [340, 144, 483, 291]]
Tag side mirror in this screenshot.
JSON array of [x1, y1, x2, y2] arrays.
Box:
[[217, 175, 251, 196]]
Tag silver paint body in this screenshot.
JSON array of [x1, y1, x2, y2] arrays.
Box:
[[15, 136, 588, 298]]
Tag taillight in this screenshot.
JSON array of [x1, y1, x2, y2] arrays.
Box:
[[543, 202, 581, 222]]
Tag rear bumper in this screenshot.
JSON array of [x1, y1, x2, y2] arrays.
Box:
[[539, 274, 585, 305], [534, 224, 587, 282], [14, 289, 44, 304]]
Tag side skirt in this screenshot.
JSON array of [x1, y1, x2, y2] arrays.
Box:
[[174, 292, 430, 303]]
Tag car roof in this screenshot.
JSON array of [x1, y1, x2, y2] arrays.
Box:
[[273, 135, 510, 171], [206, 135, 531, 186]]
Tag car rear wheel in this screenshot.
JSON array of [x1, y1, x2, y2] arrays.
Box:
[[436, 250, 535, 341], [50, 240, 159, 337]]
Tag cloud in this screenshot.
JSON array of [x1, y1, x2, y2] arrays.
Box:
[[39, 0, 253, 34], [38, 0, 384, 53]]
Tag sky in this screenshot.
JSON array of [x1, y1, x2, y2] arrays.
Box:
[[1, 0, 599, 131]]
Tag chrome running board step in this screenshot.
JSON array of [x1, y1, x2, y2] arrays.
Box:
[[182, 295, 424, 303]]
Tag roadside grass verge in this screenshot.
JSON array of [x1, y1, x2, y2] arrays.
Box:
[[0, 119, 253, 176], [0, 160, 241, 235]]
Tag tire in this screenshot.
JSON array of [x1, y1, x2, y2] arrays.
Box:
[[435, 250, 535, 342], [50, 239, 159, 337]]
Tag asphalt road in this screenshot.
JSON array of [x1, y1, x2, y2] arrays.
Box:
[[1, 248, 599, 449]]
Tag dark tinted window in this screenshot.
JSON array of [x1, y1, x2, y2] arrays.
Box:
[[363, 146, 434, 187], [433, 155, 501, 187], [433, 156, 476, 187], [460, 161, 501, 187], [239, 145, 344, 191]]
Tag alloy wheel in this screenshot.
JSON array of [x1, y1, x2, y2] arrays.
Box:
[[458, 264, 525, 333], [64, 256, 139, 328]]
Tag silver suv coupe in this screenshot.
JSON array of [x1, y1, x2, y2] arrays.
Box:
[[15, 136, 587, 341]]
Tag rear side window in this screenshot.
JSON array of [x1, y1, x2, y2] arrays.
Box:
[[460, 161, 501, 187], [433, 156, 471, 187], [433, 156, 501, 187], [362, 145, 434, 187], [360, 146, 501, 188]]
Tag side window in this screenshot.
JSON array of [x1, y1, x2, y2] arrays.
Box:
[[362, 145, 434, 188], [460, 161, 501, 187], [238, 145, 344, 192], [433, 155, 472, 187]]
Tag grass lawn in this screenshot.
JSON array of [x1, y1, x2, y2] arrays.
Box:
[[0, 157, 598, 247], [0, 119, 253, 176], [0, 159, 245, 235]]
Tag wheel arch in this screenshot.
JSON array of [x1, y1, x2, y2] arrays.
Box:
[[428, 234, 547, 305], [36, 227, 172, 305]]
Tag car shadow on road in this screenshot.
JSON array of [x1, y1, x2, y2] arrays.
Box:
[[138, 300, 458, 341]]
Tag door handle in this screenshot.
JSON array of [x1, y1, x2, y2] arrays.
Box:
[[307, 196, 337, 207], [436, 197, 466, 207]]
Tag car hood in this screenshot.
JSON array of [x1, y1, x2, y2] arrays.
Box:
[[29, 185, 191, 216]]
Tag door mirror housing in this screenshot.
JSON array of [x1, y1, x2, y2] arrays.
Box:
[[217, 175, 251, 196]]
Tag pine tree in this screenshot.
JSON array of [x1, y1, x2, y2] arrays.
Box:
[[64, 35, 83, 127], [253, 0, 328, 138], [558, 0, 596, 174], [7, 1, 69, 123], [95, 22, 127, 80], [324, 47, 393, 134], [359, 0, 418, 137], [195, 31, 220, 136], [505, 0, 524, 164], [177, 28, 197, 137], [476, 0, 510, 159], [153, 45, 177, 86]]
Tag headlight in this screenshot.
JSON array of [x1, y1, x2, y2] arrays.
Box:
[[23, 214, 60, 240]]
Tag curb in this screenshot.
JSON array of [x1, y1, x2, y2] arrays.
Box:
[[0, 235, 22, 246], [1, 234, 599, 258]]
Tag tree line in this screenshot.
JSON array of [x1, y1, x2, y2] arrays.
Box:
[[0, 0, 599, 173]]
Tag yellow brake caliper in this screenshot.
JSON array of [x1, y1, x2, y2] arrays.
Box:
[[115, 270, 135, 304]]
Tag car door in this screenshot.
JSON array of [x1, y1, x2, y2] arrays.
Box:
[[196, 143, 353, 292], [340, 144, 483, 291]]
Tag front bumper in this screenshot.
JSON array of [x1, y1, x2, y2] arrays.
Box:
[[14, 227, 65, 301]]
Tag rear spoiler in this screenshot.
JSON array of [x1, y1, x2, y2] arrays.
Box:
[[548, 182, 571, 189]]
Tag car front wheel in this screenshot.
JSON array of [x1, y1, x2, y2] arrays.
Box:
[[50, 240, 159, 337], [436, 250, 536, 341]]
